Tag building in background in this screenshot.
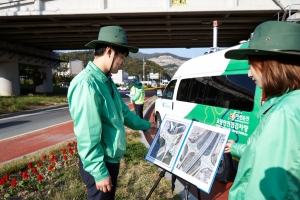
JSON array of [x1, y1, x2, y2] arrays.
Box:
[[57, 59, 84, 76], [111, 70, 129, 84]]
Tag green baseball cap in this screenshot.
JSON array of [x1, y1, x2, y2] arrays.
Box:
[[85, 26, 139, 53], [225, 21, 300, 60]]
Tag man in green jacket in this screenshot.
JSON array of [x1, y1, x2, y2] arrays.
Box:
[[68, 26, 156, 200]]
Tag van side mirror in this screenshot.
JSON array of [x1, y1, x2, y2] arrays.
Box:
[[156, 89, 162, 97]]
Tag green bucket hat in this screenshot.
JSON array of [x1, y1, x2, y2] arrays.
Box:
[[225, 21, 300, 60], [85, 26, 139, 53], [134, 81, 143, 89]]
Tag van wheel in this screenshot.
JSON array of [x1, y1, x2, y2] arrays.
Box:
[[156, 113, 162, 127], [215, 153, 236, 183]]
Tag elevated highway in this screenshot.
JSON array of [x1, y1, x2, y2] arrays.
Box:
[[0, 0, 299, 96]]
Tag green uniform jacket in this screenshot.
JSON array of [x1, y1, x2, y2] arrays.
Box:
[[68, 61, 151, 182], [229, 90, 300, 200]]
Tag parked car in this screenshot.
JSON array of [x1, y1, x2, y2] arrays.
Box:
[[117, 86, 129, 91], [60, 82, 69, 88]]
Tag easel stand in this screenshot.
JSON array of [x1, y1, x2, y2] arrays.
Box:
[[145, 169, 166, 200], [145, 168, 202, 200]]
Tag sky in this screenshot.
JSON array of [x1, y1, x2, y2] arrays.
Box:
[[56, 47, 211, 59], [139, 47, 210, 59]]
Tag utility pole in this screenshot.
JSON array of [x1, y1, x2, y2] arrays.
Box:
[[212, 20, 218, 52], [143, 58, 145, 81]]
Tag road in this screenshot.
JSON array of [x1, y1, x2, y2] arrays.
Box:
[[0, 90, 232, 200], [0, 90, 157, 141]]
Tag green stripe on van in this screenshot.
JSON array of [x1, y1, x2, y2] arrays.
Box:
[[224, 43, 250, 72]]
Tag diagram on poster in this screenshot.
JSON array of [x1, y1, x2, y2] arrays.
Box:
[[146, 115, 191, 172], [145, 115, 230, 194]]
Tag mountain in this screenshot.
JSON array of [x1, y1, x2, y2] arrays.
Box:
[[129, 52, 189, 68], [129, 52, 189, 61]]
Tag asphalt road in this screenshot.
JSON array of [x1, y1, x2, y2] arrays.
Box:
[[0, 90, 156, 141]]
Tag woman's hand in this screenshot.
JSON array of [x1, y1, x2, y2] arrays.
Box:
[[224, 140, 235, 153]]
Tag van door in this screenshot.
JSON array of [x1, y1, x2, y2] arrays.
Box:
[[157, 80, 177, 119]]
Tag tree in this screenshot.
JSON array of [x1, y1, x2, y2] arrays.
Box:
[[32, 68, 46, 91]]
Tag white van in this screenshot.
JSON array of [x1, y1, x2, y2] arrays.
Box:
[[154, 43, 263, 183]]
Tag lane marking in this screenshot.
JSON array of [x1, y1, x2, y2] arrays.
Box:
[[0, 107, 69, 121], [0, 120, 73, 142], [0, 99, 149, 142]]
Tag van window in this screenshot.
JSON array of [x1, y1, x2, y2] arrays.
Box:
[[176, 79, 190, 101], [162, 80, 177, 100], [176, 75, 256, 112]]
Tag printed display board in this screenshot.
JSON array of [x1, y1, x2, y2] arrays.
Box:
[[145, 115, 230, 193]]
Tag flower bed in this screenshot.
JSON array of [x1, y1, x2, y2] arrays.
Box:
[[0, 141, 78, 199]]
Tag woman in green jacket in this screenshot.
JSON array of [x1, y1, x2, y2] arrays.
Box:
[[224, 21, 300, 199]]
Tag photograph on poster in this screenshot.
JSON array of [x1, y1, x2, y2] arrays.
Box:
[[145, 115, 230, 194], [172, 122, 229, 193], [146, 115, 192, 171]]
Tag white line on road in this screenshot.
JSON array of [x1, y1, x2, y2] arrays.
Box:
[[0, 120, 72, 142], [0, 107, 69, 121]]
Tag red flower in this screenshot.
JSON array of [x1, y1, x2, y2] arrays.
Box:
[[60, 148, 67, 154], [50, 154, 56, 164], [10, 178, 17, 188], [63, 155, 68, 161], [27, 162, 32, 169], [3, 174, 9, 182], [37, 174, 44, 182], [47, 165, 54, 171], [42, 155, 47, 160], [67, 142, 71, 147], [21, 171, 29, 179], [38, 161, 43, 167], [68, 148, 74, 155], [0, 179, 6, 185], [0, 174, 10, 185], [32, 167, 38, 175], [73, 141, 77, 146]]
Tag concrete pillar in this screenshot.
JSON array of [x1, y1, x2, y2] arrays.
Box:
[[35, 66, 53, 93], [0, 61, 20, 96]]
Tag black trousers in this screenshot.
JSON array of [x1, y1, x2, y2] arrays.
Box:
[[134, 103, 144, 119], [79, 160, 120, 200]]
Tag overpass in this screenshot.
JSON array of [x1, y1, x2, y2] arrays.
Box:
[[0, 0, 299, 96]]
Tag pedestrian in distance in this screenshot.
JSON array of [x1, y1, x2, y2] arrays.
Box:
[[224, 21, 300, 199], [130, 80, 145, 119], [67, 25, 157, 200], [129, 78, 138, 104]]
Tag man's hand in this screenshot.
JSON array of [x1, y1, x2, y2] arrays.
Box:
[[144, 122, 158, 135], [95, 176, 113, 193], [224, 140, 235, 153]]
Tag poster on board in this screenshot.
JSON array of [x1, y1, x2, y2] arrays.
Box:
[[145, 115, 230, 193]]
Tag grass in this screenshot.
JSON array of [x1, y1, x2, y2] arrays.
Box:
[[0, 95, 68, 115], [0, 130, 181, 200], [0, 95, 181, 199]]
